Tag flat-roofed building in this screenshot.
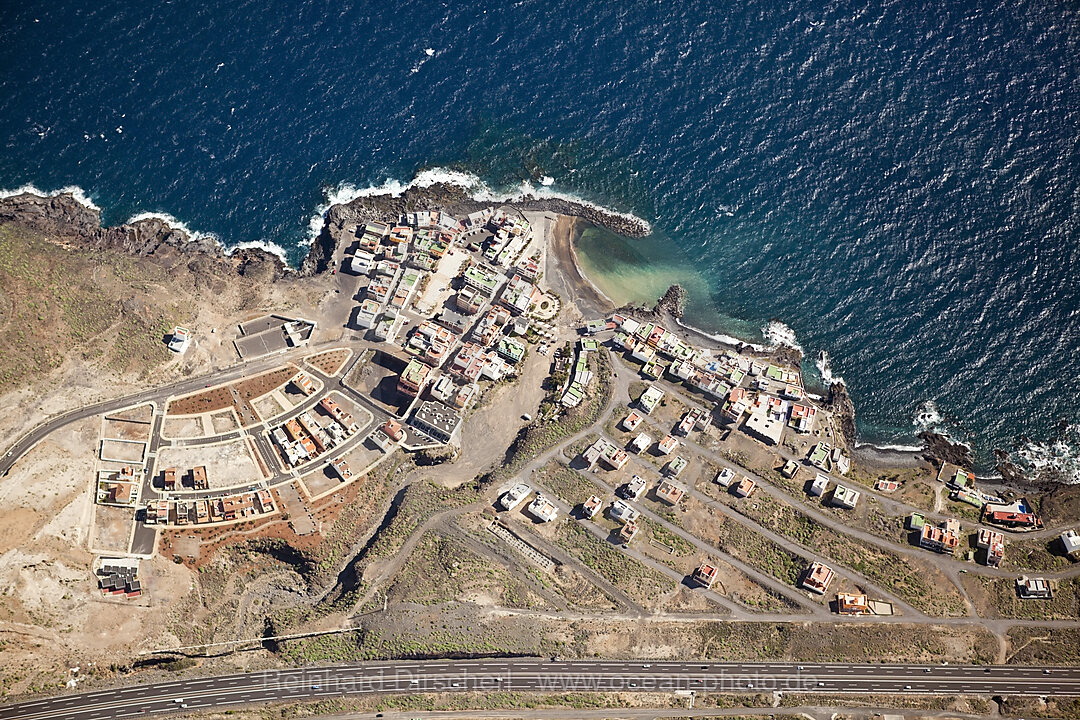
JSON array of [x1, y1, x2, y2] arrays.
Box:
[[630, 432, 652, 453], [830, 484, 860, 509], [734, 477, 756, 498], [1060, 529, 1080, 557], [800, 561, 834, 594], [398, 358, 432, 397], [789, 403, 817, 433], [656, 480, 685, 505], [743, 410, 784, 446], [663, 455, 688, 477], [1017, 576, 1053, 599], [168, 326, 190, 353], [920, 523, 960, 554], [330, 457, 353, 481], [638, 386, 664, 414], [836, 592, 871, 615], [657, 434, 679, 455], [581, 495, 603, 519], [621, 411, 644, 432], [692, 562, 719, 589], [527, 494, 559, 523], [410, 400, 462, 444], [608, 499, 639, 524]]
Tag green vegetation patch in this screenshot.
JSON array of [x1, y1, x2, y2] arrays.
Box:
[[0, 224, 176, 390], [554, 520, 673, 606], [535, 461, 601, 506], [387, 531, 544, 609]]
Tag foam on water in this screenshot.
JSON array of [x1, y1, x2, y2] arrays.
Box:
[[674, 317, 766, 352], [761, 320, 803, 354], [4, 0, 1080, 476], [913, 400, 944, 431], [227, 239, 292, 266], [125, 211, 218, 245], [815, 350, 845, 386], [1015, 425, 1080, 485], [305, 167, 653, 249], [854, 441, 925, 453]]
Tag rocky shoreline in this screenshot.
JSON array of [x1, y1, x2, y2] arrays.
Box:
[[0, 192, 290, 282], [0, 182, 652, 284]]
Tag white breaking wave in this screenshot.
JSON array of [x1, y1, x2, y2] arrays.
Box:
[[126, 210, 218, 245], [854, 441, 925, 453], [304, 166, 653, 250], [540, 175, 555, 186], [0, 183, 102, 212], [815, 349, 845, 386], [913, 400, 943, 431], [1015, 424, 1080, 485], [762, 319, 803, 353], [227, 239, 291, 265]]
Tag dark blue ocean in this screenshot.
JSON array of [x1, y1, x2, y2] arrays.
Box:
[[2, 0, 1079, 479]]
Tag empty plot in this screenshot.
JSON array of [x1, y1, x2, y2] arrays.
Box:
[[209, 411, 239, 434], [102, 417, 152, 443], [253, 394, 286, 422], [300, 465, 342, 498], [108, 404, 153, 423], [156, 440, 261, 490], [162, 415, 206, 439], [100, 438, 146, 463], [92, 504, 134, 553], [305, 348, 351, 376]]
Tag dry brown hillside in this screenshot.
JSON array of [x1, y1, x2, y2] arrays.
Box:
[[0, 211, 315, 448]]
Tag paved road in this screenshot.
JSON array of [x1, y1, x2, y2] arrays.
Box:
[[1, 659, 1073, 720], [0, 344, 335, 479]]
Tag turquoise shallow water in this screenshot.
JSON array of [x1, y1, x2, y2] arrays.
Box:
[[1, 0, 1079, 478]]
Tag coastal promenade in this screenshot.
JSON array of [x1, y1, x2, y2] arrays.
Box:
[[0, 660, 1074, 720]]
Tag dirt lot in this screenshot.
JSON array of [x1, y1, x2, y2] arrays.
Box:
[[305, 348, 351, 376], [108, 404, 154, 423], [99, 438, 146, 463], [253, 394, 286, 422], [162, 415, 206, 439], [166, 365, 297, 424], [209, 410, 239, 434], [301, 465, 347, 499], [962, 574, 1080, 620], [102, 414, 152, 442], [347, 350, 408, 415], [0, 414, 202, 696], [91, 504, 134, 553], [155, 439, 262, 490]]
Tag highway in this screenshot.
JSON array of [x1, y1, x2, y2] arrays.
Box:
[[0, 660, 1074, 720]]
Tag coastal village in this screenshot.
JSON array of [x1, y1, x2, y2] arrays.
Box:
[[0, 189, 1078, 711], [77, 200, 1078, 621]]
